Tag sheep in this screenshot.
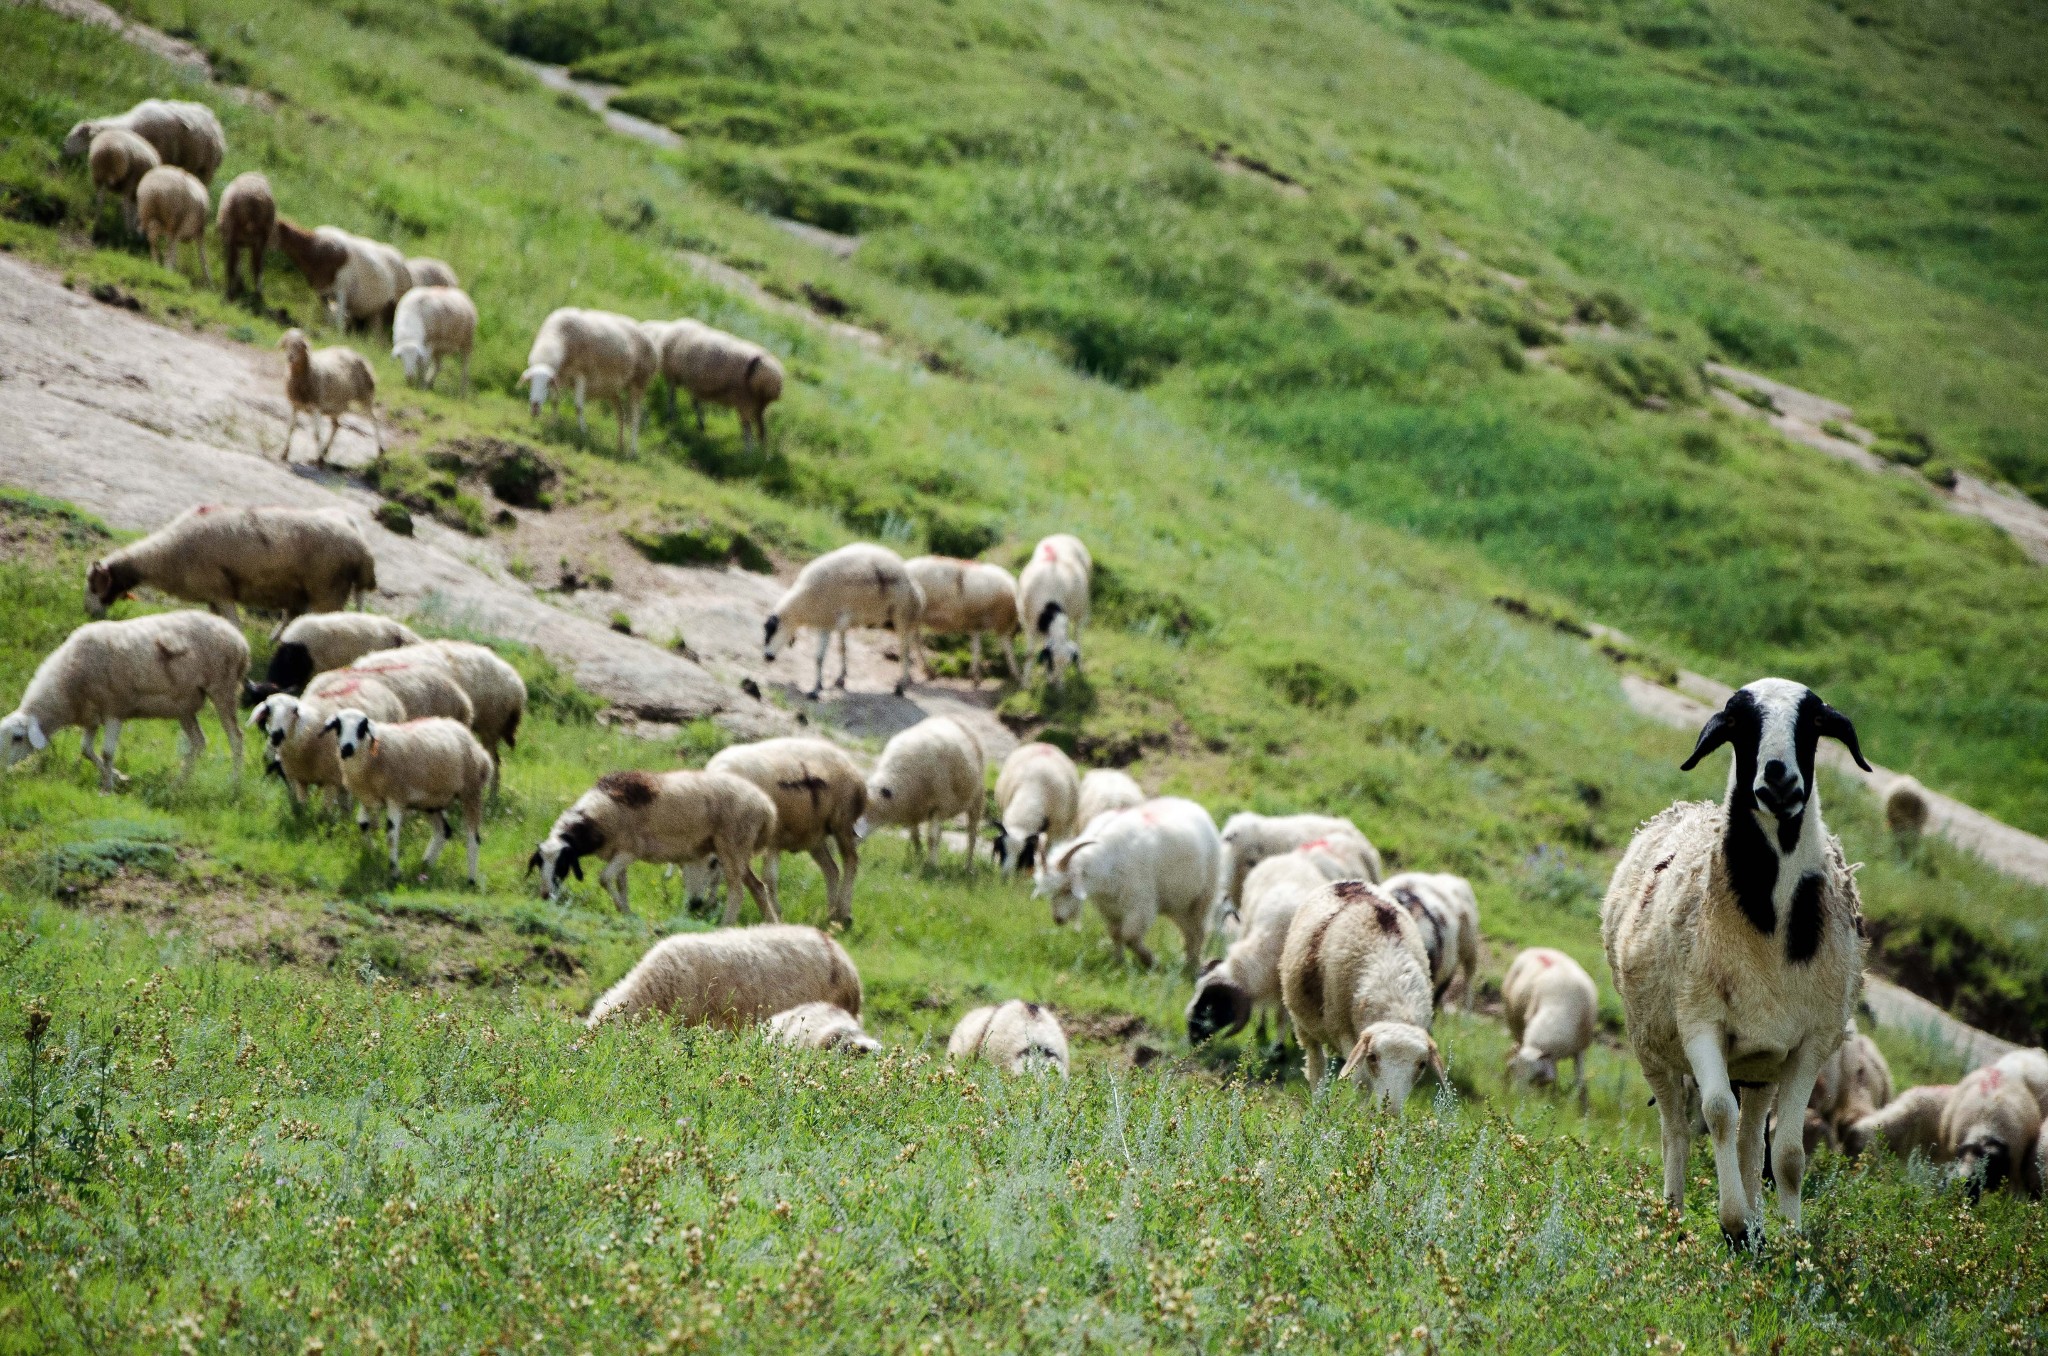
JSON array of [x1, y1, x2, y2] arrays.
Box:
[[587, 924, 861, 1030], [1220, 812, 1383, 910], [1186, 849, 1330, 1046], [948, 1001, 1070, 1077], [1883, 774, 1930, 846], [136, 166, 210, 285], [1502, 948, 1598, 1109], [277, 329, 381, 465], [1808, 1025, 1893, 1143], [318, 650, 473, 728], [1841, 1085, 1952, 1161], [270, 220, 406, 333], [691, 737, 866, 924], [87, 129, 158, 231], [1939, 1064, 2044, 1200], [859, 715, 984, 867], [1034, 797, 1221, 975], [531, 769, 778, 923], [270, 217, 348, 305], [391, 286, 477, 396], [1601, 677, 1871, 1246], [405, 257, 459, 290], [521, 308, 657, 458], [766, 1002, 880, 1055], [85, 505, 377, 629], [245, 612, 423, 706], [64, 99, 225, 183], [247, 670, 406, 810], [215, 172, 274, 302], [1017, 534, 1091, 687], [1279, 879, 1440, 1108], [993, 742, 1082, 874], [1381, 871, 1481, 1011], [643, 318, 786, 448], [1077, 768, 1146, 832], [1993, 1047, 2048, 1112], [761, 543, 925, 697], [1, 611, 247, 791], [391, 641, 526, 778], [904, 556, 1021, 685], [325, 710, 493, 884]]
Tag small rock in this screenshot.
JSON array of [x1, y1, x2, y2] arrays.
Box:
[[740, 677, 762, 700]]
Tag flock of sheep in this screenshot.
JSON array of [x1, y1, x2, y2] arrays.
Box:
[[23, 98, 2048, 1249]]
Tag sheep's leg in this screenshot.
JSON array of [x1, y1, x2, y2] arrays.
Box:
[[925, 817, 941, 867], [761, 850, 782, 920], [1175, 914, 1204, 979], [463, 798, 482, 885], [806, 843, 843, 924], [175, 713, 206, 782], [1303, 1043, 1328, 1089], [1768, 1042, 1828, 1231], [367, 400, 383, 455], [96, 720, 129, 789], [905, 823, 923, 869], [197, 236, 211, 286], [210, 688, 244, 780], [601, 855, 633, 913], [832, 827, 859, 923], [166, 239, 179, 275], [729, 851, 776, 925], [1574, 1053, 1589, 1112], [969, 632, 982, 685], [279, 409, 298, 461], [835, 626, 853, 690], [77, 723, 108, 788], [317, 413, 340, 466], [895, 622, 914, 696], [1001, 634, 1020, 682], [809, 629, 830, 697], [574, 375, 588, 436], [422, 811, 451, 872], [458, 351, 470, 398], [385, 806, 407, 881], [1642, 1063, 1692, 1213], [964, 789, 981, 869], [251, 246, 264, 303], [1681, 1031, 1756, 1247], [1736, 1086, 1770, 1217], [692, 396, 705, 433]]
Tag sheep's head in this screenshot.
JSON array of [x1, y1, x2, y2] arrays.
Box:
[[1506, 1045, 1558, 1089], [678, 857, 720, 906], [1185, 961, 1252, 1044], [0, 713, 50, 769], [321, 708, 376, 759], [83, 560, 128, 617], [1339, 1021, 1441, 1111], [527, 813, 602, 898], [246, 694, 303, 759], [858, 770, 910, 831], [62, 120, 101, 158], [1032, 837, 1094, 923], [393, 342, 431, 386], [520, 365, 555, 415], [1682, 678, 1869, 837], [1952, 1135, 2016, 1202], [993, 823, 1045, 876], [761, 614, 786, 661], [277, 328, 311, 363]]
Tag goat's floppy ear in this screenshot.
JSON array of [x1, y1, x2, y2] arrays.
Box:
[[1427, 1037, 1446, 1083], [1817, 702, 1871, 772], [25, 717, 48, 752], [1679, 708, 1731, 771], [525, 851, 542, 876], [1338, 1030, 1374, 1080]]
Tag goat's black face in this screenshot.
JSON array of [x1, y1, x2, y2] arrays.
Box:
[[1682, 678, 1869, 831], [1187, 978, 1251, 1045]]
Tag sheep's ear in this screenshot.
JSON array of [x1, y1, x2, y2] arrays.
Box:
[[569, 858, 584, 881], [1338, 1031, 1374, 1079], [322, 716, 342, 735], [1679, 709, 1731, 771], [1817, 702, 1871, 772], [1427, 1038, 1446, 1083], [524, 851, 542, 876], [25, 717, 47, 752]]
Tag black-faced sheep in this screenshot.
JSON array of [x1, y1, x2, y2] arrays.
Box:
[[325, 710, 494, 884], [993, 741, 1081, 874], [1187, 849, 1328, 1046], [531, 769, 778, 922], [86, 505, 377, 630], [1940, 1063, 2044, 1200], [1016, 534, 1090, 687], [587, 925, 861, 1030], [248, 669, 408, 811], [1382, 871, 1481, 1011], [859, 715, 984, 866], [244, 612, 423, 706], [762, 543, 925, 697]]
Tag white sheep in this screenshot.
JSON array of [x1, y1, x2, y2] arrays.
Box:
[[1808, 1025, 1893, 1143], [589, 924, 862, 1030], [87, 128, 158, 231], [1883, 774, 1930, 844], [1034, 796, 1221, 974], [405, 257, 459, 289], [322, 649, 474, 728], [859, 715, 984, 866], [1939, 1063, 2044, 1200], [247, 670, 406, 810], [401, 640, 527, 779], [278, 328, 381, 465], [215, 172, 274, 303], [2, 612, 247, 790], [531, 769, 778, 922], [86, 506, 377, 629], [1841, 1084, 1951, 1162], [392, 286, 477, 396], [1220, 812, 1383, 909], [904, 556, 1020, 684], [325, 710, 493, 884], [1381, 871, 1481, 1010], [761, 543, 925, 697], [246, 612, 423, 704], [766, 1001, 880, 1055], [993, 742, 1081, 874], [1186, 849, 1329, 1045], [643, 318, 786, 448], [1279, 879, 1440, 1109], [1502, 947, 1597, 1108], [64, 99, 225, 182], [521, 308, 657, 458], [692, 737, 867, 923], [948, 1001, 1070, 1077], [336, 231, 411, 333], [1993, 1047, 2048, 1112], [136, 166, 210, 285], [1601, 678, 1871, 1245], [1016, 533, 1091, 687], [1077, 768, 1146, 831]]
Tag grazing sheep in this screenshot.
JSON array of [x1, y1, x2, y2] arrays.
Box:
[[391, 286, 477, 396], [1280, 879, 1440, 1108], [399, 641, 526, 780], [87, 129, 158, 231], [766, 1002, 880, 1055], [1186, 850, 1329, 1046], [948, 1001, 1070, 1077], [860, 715, 984, 866], [1940, 1064, 2044, 1200], [531, 769, 778, 922], [1017, 534, 1091, 687], [1381, 872, 1481, 1010], [1808, 1026, 1893, 1143], [904, 556, 1020, 684], [521, 308, 657, 458], [1841, 1084, 1953, 1161], [588, 924, 861, 1030], [247, 670, 406, 810], [1601, 678, 1871, 1246], [325, 710, 493, 884], [215, 172, 274, 302], [1034, 797, 1222, 975], [762, 543, 925, 697], [687, 738, 867, 924], [1883, 775, 1930, 845], [270, 216, 348, 302], [644, 318, 786, 448], [136, 166, 209, 284], [1502, 948, 1598, 1108], [64, 99, 225, 183], [271, 220, 407, 333], [321, 650, 473, 729], [1, 612, 247, 791], [1077, 768, 1146, 832], [277, 329, 381, 465], [405, 257, 459, 289], [1994, 1047, 2048, 1112], [993, 742, 1082, 874], [245, 612, 422, 706], [85, 505, 377, 628], [1220, 812, 1381, 912]]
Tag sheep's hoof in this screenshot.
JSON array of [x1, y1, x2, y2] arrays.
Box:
[[805, 688, 821, 700], [1720, 1222, 1759, 1253], [893, 682, 907, 696]]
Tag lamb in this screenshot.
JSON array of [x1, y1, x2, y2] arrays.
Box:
[[1381, 872, 1481, 1010], [1016, 534, 1091, 686], [1939, 1064, 2044, 1200], [1077, 768, 1146, 831], [1841, 1085, 1952, 1161], [587, 924, 861, 1030], [948, 1001, 1070, 1077], [215, 172, 274, 302], [405, 257, 460, 289], [766, 1002, 880, 1055], [1034, 797, 1222, 974], [247, 670, 406, 810], [859, 715, 984, 866], [1808, 1025, 1893, 1143], [993, 742, 1081, 874], [1601, 678, 1871, 1246], [761, 542, 925, 697], [1220, 812, 1383, 909], [87, 129, 158, 231], [904, 556, 1021, 685], [391, 286, 477, 395], [531, 769, 778, 922], [521, 308, 657, 458], [245, 612, 422, 705], [1279, 879, 1440, 1108], [1883, 774, 1930, 846], [278, 329, 381, 465], [325, 710, 494, 884], [693, 737, 866, 923], [1502, 947, 1598, 1109], [136, 166, 210, 285], [643, 318, 786, 448], [64, 99, 225, 183], [85, 505, 377, 628], [1186, 849, 1330, 1045], [1, 611, 248, 791]]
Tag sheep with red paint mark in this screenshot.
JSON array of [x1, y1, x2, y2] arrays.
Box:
[[1016, 534, 1091, 687], [1503, 947, 1597, 1107], [1279, 879, 1438, 1109]]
